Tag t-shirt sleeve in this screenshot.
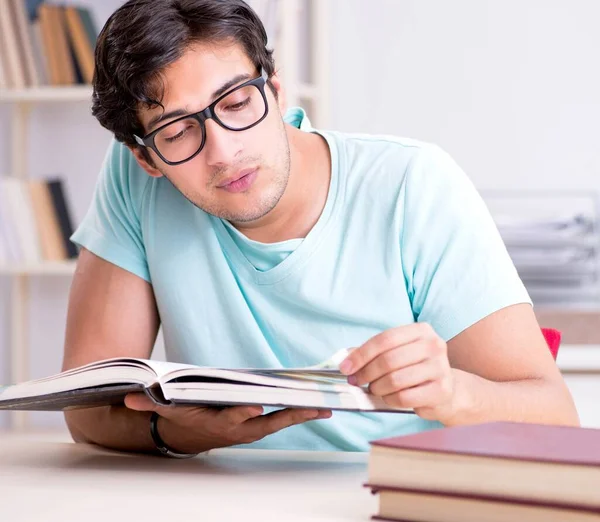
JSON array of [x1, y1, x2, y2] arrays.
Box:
[[400, 144, 531, 341], [70, 138, 151, 283]]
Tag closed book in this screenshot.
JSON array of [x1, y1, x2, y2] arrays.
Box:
[[368, 421, 600, 509], [38, 4, 75, 85], [76, 7, 98, 47], [63, 6, 94, 84], [0, 37, 7, 88], [0, 179, 23, 262], [47, 178, 78, 258], [0, 0, 26, 88], [29, 19, 49, 85], [37, 3, 61, 85], [0, 178, 42, 263], [9, 0, 40, 87], [28, 180, 68, 261], [369, 486, 600, 522]]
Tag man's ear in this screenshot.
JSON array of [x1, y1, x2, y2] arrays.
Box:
[[127, 145, 164, 178], [269, 72, 286, 115]]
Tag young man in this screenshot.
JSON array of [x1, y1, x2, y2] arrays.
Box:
[[63, 0, 578, 456]]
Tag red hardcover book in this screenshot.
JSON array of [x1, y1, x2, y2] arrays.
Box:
[[368, 422, 600, 509]]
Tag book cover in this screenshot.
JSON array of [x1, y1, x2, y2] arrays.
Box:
[[371, 421, 600, 467]]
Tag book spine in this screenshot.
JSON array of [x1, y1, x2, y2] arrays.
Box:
[[0, 0, 27, 88], [47, 178, 78, 258]]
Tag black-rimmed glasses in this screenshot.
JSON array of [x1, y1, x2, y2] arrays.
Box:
[[133, 69, 269, 165]]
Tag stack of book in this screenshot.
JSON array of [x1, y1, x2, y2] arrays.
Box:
[[0, 177, 77, 265], [366, 422, 600, 522], [485, 193, 600, 307], [0, 0, 98, 89]]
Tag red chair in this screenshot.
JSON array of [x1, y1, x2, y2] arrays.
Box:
[[541, 328, 561, 360]]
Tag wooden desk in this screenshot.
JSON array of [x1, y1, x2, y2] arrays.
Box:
[[0, 434, 376, 521]]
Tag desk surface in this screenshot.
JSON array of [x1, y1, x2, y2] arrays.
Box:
[[0, 434, 376, 522]]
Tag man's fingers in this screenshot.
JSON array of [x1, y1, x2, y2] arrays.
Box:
[[382, 380, 445, 410], [367, 359, 441, 396], [242, 408, 331, 441], [351, 345, 430, 386], [340, 323, 432, 375], [219, 405, 265, 425], [124, 393, 217, 421], [260, 408, 319, 434]]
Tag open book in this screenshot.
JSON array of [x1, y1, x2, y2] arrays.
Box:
[[0, 354, 413, 414]]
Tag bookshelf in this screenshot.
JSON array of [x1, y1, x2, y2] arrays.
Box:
[[0, 86, 91, 431], [0, 260, 77, 276], [0, 85, 92, 103], [0, 0, 330, 432]]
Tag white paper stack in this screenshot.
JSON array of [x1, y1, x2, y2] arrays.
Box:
[[485, 193, 600, 307]]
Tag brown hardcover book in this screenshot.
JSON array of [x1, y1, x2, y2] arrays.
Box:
[[63, 6, 94, 84], [38, 4, 76, 85], [28, 180, 68, 261], [368, 486, 600, 522], [368, 422, 600, 509], [38, 3, 61, 85]]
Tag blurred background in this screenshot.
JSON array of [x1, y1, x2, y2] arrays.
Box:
[[0, 0, 599, 433]]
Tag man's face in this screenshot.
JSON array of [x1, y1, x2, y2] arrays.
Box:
[[136, 42, 290, 223]]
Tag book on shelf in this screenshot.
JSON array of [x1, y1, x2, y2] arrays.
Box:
[[0, 176, 78, 266], [0, 356, 415, 414], [366, 421, 600, 522], [0, 0, 98, 89], [0, 0, 27, 89]]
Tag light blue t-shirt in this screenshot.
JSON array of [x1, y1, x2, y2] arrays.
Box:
[[71, 108, 530, 451]]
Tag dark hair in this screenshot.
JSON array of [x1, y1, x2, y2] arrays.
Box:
[[91, 0, 276, 146]]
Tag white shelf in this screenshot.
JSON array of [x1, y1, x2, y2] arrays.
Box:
[[0, 261, 76, 275], [0, 86, 92, 103], [557, 345, 600, 372]]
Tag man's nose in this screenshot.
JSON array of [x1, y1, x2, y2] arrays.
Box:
[[203, 119, 243, 167]]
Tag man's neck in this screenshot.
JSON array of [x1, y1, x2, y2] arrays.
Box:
[[232, 125, 331, 244]]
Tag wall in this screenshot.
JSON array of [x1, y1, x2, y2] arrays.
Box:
[[328, 0, 600, 193], [2, 0, 599, 430]]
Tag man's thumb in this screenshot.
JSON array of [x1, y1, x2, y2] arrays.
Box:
[[124, 392, 158, 412]]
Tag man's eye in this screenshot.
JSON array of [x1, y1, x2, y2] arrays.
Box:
[[225, 97, 251, 111], [165, 127, 191, 143]]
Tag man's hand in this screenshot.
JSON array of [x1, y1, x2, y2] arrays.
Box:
[[339, 323, 457, 423], [125, 394, 332, 454]]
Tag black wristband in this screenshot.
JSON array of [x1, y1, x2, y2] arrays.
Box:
[[150, 411, 198, 459]]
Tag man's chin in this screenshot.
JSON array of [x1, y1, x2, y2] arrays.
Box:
[[218, 204, 276, 224], [195, 195, 276, 224]]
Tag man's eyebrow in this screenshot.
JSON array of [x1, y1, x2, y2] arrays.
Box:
[[211, 73, 252, 100], [146, 73, 253, 132], [147, 108, 191, 132]]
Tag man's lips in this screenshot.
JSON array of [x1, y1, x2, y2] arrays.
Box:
[[217, 168, 258, 188], [217, 168, 259, 193]]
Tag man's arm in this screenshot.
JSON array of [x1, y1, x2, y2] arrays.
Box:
[[340, 304, 580, 427], [62, 247, 162, 452], [63, 248, 331, 455], [444, 303, 579, 426]]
